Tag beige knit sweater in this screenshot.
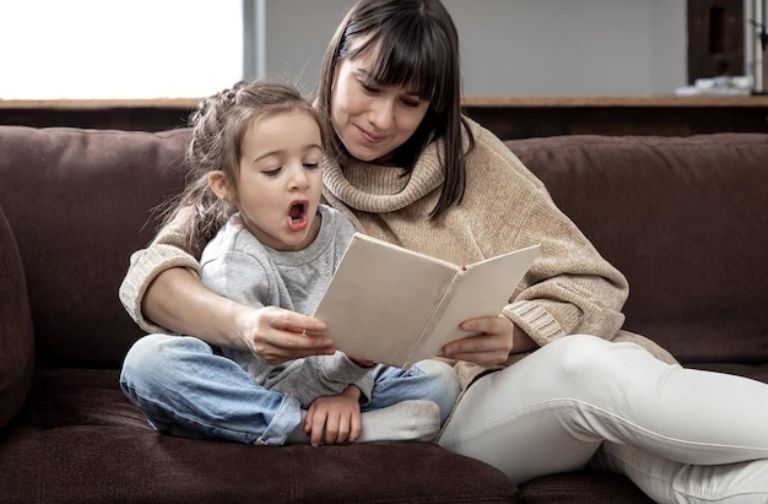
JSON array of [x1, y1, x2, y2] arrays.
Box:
[[119, 118, 676, 389]]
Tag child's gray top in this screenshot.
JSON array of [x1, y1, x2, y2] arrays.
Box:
[[200, 204, 378, 406]]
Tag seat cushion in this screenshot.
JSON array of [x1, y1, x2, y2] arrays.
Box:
[[520, 472, 653, 503], [686, 362, 768, 384], [0, 368, 521, 503]]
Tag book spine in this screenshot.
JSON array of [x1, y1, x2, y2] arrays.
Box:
[[402, 272, 462, 368]]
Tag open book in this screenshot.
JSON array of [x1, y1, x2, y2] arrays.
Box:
[[313, 233, 540, 368]]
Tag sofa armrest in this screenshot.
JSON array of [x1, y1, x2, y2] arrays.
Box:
[[0, 205, 34, 430]]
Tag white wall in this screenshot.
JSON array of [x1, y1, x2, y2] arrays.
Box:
[[265, 0, 687, 97], [0, 0, 243, 100], [265, 0, 353, 92]]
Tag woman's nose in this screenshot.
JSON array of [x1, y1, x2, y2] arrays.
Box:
[[368, 97, 395, 131]]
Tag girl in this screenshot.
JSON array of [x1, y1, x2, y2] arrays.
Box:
[[120, 81, 459, 447], [121, 1, 768, 501]]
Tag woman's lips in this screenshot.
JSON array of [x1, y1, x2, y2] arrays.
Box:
[[356, 125, 386, 144]]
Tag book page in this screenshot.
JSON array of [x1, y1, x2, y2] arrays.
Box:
[[411, 244, 540, 365], [313, 234, 458, 367]]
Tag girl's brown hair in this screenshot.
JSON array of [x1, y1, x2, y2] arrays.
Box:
[[317, 0, 474, 220], [162, 81, 326, 251]]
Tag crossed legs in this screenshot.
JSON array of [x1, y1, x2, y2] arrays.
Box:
[[438, 335, 768, 503]]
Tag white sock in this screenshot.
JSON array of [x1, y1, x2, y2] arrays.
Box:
[[285, 400, 440, 445], [358, 400, 440, 443]]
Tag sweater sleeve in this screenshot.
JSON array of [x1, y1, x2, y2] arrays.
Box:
[[118, 206, 205, 334], [502, 187, 629, 346], [461, 120, 630, 347]]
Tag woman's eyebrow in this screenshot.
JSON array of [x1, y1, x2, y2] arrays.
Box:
[[354, 69, 374, 80], [354, 69, 421, 97]]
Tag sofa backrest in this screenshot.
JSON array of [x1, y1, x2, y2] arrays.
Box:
[[507, 134, 768, 364], [1, 127, 766, 367], [0, 127, 191, 368], [0, 204, 34, 427]]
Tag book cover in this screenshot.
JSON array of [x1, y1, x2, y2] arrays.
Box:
[[313, 233, 540, 368]]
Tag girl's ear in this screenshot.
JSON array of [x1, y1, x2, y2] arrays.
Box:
[[207, 170, 231, 200]]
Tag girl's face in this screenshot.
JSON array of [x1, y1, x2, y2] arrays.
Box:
[[216, 109, 324, 251], [331, 42, 431, 163]]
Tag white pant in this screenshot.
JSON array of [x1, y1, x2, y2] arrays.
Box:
[[438, 335, 768, 503]]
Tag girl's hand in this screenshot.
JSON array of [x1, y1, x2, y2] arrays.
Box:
[[305, 386, 362, 447], [235, 306, 335, 365], [440, 314, 536, 367]]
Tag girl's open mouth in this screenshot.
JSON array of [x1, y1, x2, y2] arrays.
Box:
[[287, 201, 308, 231]]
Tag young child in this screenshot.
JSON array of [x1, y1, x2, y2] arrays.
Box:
[[122, 80, 459, 447]]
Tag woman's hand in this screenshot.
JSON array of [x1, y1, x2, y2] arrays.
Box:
[[305, 386, 362, 447], [235, 306, 335, 365], [440, 314, 537, 367]]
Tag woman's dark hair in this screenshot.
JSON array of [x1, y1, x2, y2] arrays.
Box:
[[160, 81, 327, 250], [317, 0, 474, 219]]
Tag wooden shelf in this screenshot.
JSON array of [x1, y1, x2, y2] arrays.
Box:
[[461, 95, 768, 108], [3, 95, 768, 111], [460, 96, 768, 139], [0, 98, 201, 110], [2, 96, 767, 138]]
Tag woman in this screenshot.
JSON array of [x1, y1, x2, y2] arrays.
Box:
[[120, 0, 768, 501]]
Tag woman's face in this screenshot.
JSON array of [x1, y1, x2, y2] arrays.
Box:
[[331, 43, 431, 163]]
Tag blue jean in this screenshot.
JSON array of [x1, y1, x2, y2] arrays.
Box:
[[120, 334, 460, 446]]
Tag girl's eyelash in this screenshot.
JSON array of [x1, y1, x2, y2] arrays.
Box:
[[263, 168, 281, 176], [303, 163, 320, 169]]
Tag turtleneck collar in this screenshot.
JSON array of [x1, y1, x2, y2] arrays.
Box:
[[322, 140, 445, 213]]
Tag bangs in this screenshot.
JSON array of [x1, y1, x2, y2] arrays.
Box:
[[345, 20, 451, 112]]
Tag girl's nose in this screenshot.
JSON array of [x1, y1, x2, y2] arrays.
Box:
[[287, 164, 310, 190]]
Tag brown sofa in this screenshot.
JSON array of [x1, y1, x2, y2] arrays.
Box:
[[1, 125, 766, 503]]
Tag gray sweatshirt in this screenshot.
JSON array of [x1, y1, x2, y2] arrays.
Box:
[[200, 205, 380, 407]]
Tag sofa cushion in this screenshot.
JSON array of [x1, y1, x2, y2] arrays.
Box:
[[0, 127, 191, 368], [520, 472, 653, 503], [507, 134, 768, 364], [0, 368, 521, 503], [0, 205, 34, 431], [687, 362, 768, 383]]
